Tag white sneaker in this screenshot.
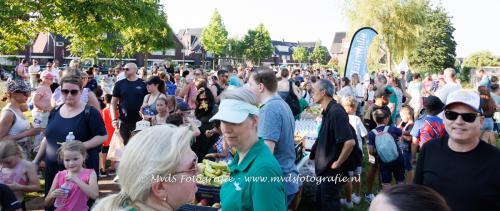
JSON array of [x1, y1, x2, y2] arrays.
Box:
[[351, 193, 361, 204], [340, 198, 353, 209], [113, 176, 119, 183], [365, 193, 375, 203]]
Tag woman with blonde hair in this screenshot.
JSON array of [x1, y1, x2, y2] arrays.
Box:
[[93, 125, 199, 211]]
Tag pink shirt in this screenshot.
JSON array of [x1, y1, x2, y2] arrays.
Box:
[[54, 169, 92, 211], [34, 85, 52, 112], [0, 160, 29, 186]]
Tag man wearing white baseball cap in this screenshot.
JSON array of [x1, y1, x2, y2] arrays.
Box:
[[414, 89, 500, 211], [210, 87, 286, 211]]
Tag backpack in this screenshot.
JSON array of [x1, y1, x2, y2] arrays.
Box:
[[285, 80, 301, 116], [371, 126, 399, 163]]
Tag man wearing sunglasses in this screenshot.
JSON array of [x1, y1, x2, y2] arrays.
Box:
[[110, 63, 148, 145], [414, 90, 500, 211]]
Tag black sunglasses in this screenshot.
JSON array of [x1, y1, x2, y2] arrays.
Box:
[[14, 90, 29, 96], [61, 89, 80, 96], [123, 68, 130, 71], [444, 110, 481, 123]]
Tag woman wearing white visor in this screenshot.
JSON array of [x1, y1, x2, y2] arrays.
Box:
[[210, 87, 286, 211]]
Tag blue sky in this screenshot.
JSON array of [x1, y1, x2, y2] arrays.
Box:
[[162, 0, 499, 58]]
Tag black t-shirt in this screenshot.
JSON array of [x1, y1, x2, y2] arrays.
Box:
[[363, 104, 392, 130], [414, 138, 500, 211], [310, 100, 357, 176], [0, 183, 22, 211], [112, 78, 147, 122]]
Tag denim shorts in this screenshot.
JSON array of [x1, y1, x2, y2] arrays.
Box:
[[481, 117, 494, 131], [379, 158, 405, 184]]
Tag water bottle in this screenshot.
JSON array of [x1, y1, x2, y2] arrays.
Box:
[[54, 181, 71, 208], [65, 132, 75, 142]]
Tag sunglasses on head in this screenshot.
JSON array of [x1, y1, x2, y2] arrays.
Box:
[[444, 110, 481, 123], [61, 89, 80, 96]]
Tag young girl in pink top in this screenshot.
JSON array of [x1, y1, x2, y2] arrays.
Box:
[[0, 140, 40, 210], [45, 141, 98, 211]]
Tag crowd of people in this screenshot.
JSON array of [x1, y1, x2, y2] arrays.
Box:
[[0, 58, 499, 211]]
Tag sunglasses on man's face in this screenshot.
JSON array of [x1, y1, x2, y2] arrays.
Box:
[[444, 110, 481, 123], [123, 68, 130, 71], [61, 89, 80, 96]]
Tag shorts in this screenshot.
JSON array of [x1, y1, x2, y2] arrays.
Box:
[[348, 166, 362, 177], [101, 146, 109, 154], [481, 117, 494, 131], [402, 150, 413, 171], [379, 158, 405, 184]]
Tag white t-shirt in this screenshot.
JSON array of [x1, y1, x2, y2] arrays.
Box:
[[435, 82, 462, 104], [354, 83, 365, 102], [348, 114, 367, 153]]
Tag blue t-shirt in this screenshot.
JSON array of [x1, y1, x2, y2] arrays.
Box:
[[166, 81, 177, 96], [44, 106, 107, 170], [258, 95, 299, 196]]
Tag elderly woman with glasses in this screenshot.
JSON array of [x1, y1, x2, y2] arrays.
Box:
[[32, 74, 107, 210], [210, 87, 287, 210], [0, 79, 42, 157], [93, 125, 199, 211]]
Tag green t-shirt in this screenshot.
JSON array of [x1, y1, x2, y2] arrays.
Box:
[[386, 86, 398, 123], [220, 139, 286, 211]]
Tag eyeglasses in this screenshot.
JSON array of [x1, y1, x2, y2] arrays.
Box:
[[123, 68, 130, 71], [173, 156, 198, 176], [199, 98, 208, 102], [444, 110, 481, 123], [61, 89, 80, 96]]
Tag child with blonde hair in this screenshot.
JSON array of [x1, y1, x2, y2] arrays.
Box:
[[45, 141, 98, 210], [0, 140, 40, 210]]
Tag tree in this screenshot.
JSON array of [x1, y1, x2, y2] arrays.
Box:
[[293, 46, 308, 63], [409, 6, 457, 73], [121, 10, 175, 66], [201, 9, 228, 69], [310, 41, 328, 65], [0, 0, 37, 54], [224, 38, 245, 59], [242, 23, 274, 65], [345, 0, 429, 71], [463, 51, 500, 68]]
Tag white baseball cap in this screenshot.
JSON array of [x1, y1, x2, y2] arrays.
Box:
[[444, 89, 481, 113]]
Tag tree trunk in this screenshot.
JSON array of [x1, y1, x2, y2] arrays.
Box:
[[387, 49, 392, 72], [144, 53, 149, 68]]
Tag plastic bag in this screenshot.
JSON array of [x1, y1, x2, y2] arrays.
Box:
[[107, 131, 124, 161]]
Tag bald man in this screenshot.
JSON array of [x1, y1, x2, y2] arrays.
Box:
[[110, 63, 148, 144]]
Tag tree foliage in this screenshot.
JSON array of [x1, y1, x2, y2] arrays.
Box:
[[310, 40, 328, 65], [121, 10, 175, 65], [409, 6, 456, 73], [242, 23, 274, 65], [0, 0, 37, 54], [463, 51, 500, 68], [293, 46, 308, 63], [224, 38, 245, 59], [201, 9, 228, 57], [0, 0, 174, 60], [345, 0, 429, 70]]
